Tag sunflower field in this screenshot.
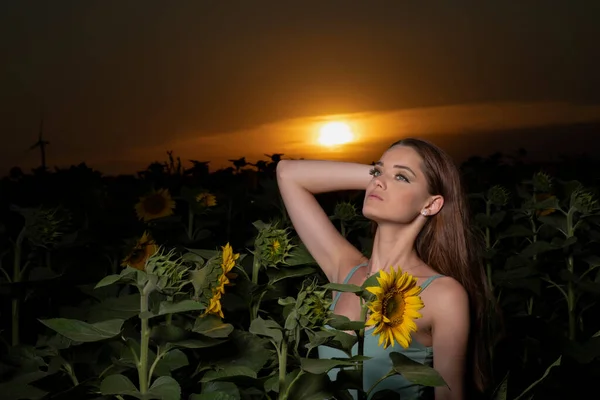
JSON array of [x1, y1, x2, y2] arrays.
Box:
[[1, 152, 599, 400]]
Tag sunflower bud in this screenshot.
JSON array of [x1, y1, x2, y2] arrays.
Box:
[[298, 279, 332, 329], [13, 206, 67, 248], [333, 201, 358, 222], [145, 247, 189, 295], [532, 172, 553, 193], [253, 221, 294, 267], [486, 185, 510, 207], [571, 187, 598, 214]]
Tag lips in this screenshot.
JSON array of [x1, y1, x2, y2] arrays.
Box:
[[368, 193, 383, 200]]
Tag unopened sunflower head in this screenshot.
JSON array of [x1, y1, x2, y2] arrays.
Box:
[[571, 187, 599, 214], [195, 192, 217, 208], [121, 231, 158, 271], [297, 279, 332, 329], [145, 247, 189, 295], [16, 206, 67, 248], [254, 221, 294, 267], [532, 172, 553, 193], [365, 266, 424, 349], [333, 201, 358, 222], [486, 185, 510, 207], [135, 188, 176, 222]]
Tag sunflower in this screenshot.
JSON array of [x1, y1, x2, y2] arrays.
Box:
[[204, 243, 239, 318], [121, 231, 158, 271], [365, 267, 425, 349], [196, 192, 217, 208], [135, 188, 176, 222]]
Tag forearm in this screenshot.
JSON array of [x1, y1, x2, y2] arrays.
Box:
[[276, 159, 372, 194]]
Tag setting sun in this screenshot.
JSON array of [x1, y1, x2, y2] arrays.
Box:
[[318, 121, 354, 146]]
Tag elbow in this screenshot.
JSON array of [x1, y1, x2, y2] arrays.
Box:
[[276, 159, 294, 182]]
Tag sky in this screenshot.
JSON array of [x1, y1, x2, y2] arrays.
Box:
[[1, 1, 599, 176]]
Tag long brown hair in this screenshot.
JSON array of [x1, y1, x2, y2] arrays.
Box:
[[388, 138, 495, 393]]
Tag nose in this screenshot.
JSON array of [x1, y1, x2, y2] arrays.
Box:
[[372, 175, 385, 189]]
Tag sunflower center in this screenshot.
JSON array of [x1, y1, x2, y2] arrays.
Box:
[[144, 194, 167, 214], [382, 289, 406, 326]]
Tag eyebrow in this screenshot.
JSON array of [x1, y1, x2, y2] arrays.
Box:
[[375, 161, 417, 178]]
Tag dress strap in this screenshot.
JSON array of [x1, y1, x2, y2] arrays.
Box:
[[342, 262, 369, 284], [330, 262, 369, 310], [420, 274, 444, 292]]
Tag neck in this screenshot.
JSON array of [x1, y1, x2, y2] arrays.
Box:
[[368, 222, 423, 275]]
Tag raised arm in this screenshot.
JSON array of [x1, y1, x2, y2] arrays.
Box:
[[276, 160, 372, 283]]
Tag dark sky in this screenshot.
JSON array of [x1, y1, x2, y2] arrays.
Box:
[[1, 1, 599, 175]]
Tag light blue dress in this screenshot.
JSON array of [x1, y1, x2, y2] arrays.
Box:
[[317, 262, 443, 399]]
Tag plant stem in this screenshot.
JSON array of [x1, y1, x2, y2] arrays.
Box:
[[365, 371, 395, 397], [11, 227, 26, 347], [138, 289, 151, 394], [485, 201, 493, 292], [566, 209, 576, 341], [278, 336, 288, 397], [187, 207, 194, 241], [148, 347, 164, 383], [282, 370, 304, 400], [63, 361, 79, 386], [357, 301, 368, 400], [252, 249, 261, 284]]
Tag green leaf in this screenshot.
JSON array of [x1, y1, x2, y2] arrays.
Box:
[[492, 373, 509, 400], [498, 224, 533, 239], [39, 318, 124, 342], [193, 315, 234, 338], [147, 376, 181, 400], [190, 393, 238, 400], [197, 382, 240, 399], [389, 352, 447, 387], [328, 314, 365, 331], [249, 317, 283, 343], [521, 240, 555, 258], [87, 293, 141, 323], [268, 266, 318, 284], [154, 349, 189, 376], [95, 274, 124, 289], [538, 214, 567, 235], [322, 283, 363, 293], [285, 244, 317, 266], [514, 356, 561, 400], [300, 356, 370, 374], [153, 299, 205, 318], [201, 366, 257, 382], [286, 371, 333, 400], [100, 374, 141, 398], [0, 382, 47, 400]]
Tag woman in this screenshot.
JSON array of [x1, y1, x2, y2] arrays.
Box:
[[276, 138, 493, 399]]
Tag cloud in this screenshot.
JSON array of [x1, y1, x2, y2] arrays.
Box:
[[123, 101, 600, 172]]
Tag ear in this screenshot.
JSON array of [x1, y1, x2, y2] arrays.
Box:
[[422, 195, 444, 216]]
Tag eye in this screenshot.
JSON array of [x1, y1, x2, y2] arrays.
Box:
[[395, 174, 409, 183], [369, 167, 381, 177]]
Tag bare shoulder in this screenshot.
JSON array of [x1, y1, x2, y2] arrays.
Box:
[[425, 276, 469, 315]]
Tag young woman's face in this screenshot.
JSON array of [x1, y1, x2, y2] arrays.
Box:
[[362, 145, 433, 224]]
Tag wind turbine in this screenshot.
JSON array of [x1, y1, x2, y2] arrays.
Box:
[[30, 116, 50, 170]]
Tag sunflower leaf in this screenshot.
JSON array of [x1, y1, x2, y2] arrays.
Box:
[[300, 356, 370, 374], [152, 299, 206, 318], [94, 274, 124, 289], [328, 314, 365, 331], [322, 283, 363, 293], [389, 352, 447, 387], [249, 316, 283, 343], [38, 318, 125, 343]]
